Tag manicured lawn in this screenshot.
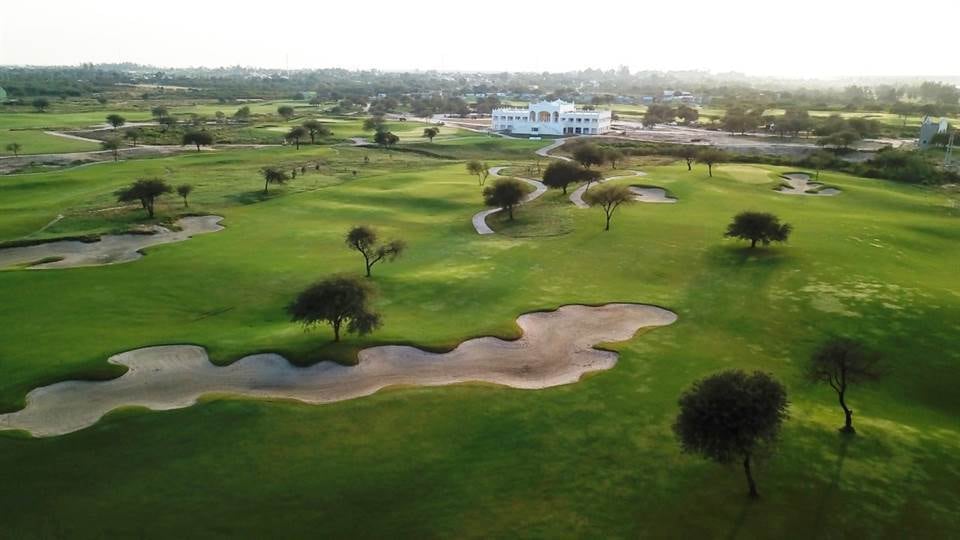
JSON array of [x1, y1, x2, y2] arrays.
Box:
[[0, 140, 957, 537], [1, 128, 100, 155]]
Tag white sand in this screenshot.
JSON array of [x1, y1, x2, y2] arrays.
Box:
[[629, 186, 677, 203], [0, 303, 677, 437], [471, 166, 548, 235], [777, 173, 841, 196], [0, 215, 224, 269]]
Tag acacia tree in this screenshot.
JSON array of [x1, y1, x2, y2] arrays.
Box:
[[806, 338, 882, 434], [101, 137, 123, 161], [808, 150, 834, 180], [150, 106, 169, 121], [158, 116, 178, 133], [696, 148, 726, 177], [115, 178, 172, 218], [363, 114, 385, 132], [277, 105, 295, 120], [106, 114, 126, 130], [176, 184, 193, 207], [674, 370, 789, 499], [466, 160, 490, 186], [542, 161, 587, 194], [233, 106, 251, 123], [182, 130, 213, 152], [287, 276, 381, 342], [32, 98, 50, 112], [572, 143, 606, 169], [423, 127, 440, 142], [604, 148, 625, 169], [302, 120, 331, 143], [678, 146, 698, 171], [124, 128, 142, 147], [373, 129, 399, 152], [584, 184, 633, 231], [345, 226, 407, 277], [285, 126, 308, 149], [483, 178, 525, 220], [261, 167, 290, 194], [725, 211, 792, 249], [5, 142, 22, 156]]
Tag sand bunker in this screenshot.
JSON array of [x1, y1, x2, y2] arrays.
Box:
[[629, 186, 677, 203], [0, 303, 677, 437], [570, 170, 647, 208], [472, 166, 548, 235], [777, 173, 841, 196], [0, 216, 224, 269]]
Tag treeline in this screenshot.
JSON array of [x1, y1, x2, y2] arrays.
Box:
[[595, 140, 958, 185]]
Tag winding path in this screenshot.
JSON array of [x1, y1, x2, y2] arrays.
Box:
[[471, 166, 547, 235], [0, 303, 678, 437]]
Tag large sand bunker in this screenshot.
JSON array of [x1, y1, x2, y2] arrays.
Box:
[[776, 173, 841, 196], [0, 303, 677, 437], [0, 216, 224, 269], [629, 186, 677, 203]]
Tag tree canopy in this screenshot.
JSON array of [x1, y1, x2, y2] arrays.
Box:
[[423, 127, 440, 142], [466, 160, 489, 186], [176, 184, 193, 207], [106, 114, 126, 130], [483, 178, 526, 220], [674, 370, 789, 498], [571, 142, 606, 168], [287, 276, 381, 342], [277, 105, 295, 120], [260, 167, 290, 194], [115, 178, 172, 218], [725, 211, 792, 248], [101, 137, 123, 161], [182, 130, 213, 152], [696, 148, 726, 177], [373, 129, 399, 150], [301, 119, 331, 143], [285, 126, 309, 149], [345, 226, 407, 277], [542, 161, 592, 194], [583, 184, 633, 231]]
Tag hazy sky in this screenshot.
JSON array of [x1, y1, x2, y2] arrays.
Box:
[[2, 0, 957, 78]]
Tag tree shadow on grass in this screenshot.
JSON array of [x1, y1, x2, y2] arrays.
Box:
[[705, 244, 793, 270], [226, 189, 279, 205], [811, 434, 853, 538]]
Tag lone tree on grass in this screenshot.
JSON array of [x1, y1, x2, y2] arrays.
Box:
[[572, 142, 606, 169], [158, 116, 177, 133], [363, 114, 385, 132], [725, 211, 792, 249], [483, 178, 525, 221], [176, 184, 193, 207], [150, 106, 169, 121], [115, 178, 173, 218], [234, 106, 251, 123], [106, 114, 126, 130], [285, 126, 309, 149], [678, 145, 698, 171], [605, 148, 625, 169], [423, 126, 440, 142], [466, 160, 490, 186], [101, 137, 123, 161], [345, 226, 407, 277], [5, 142, 22, 156], [806, 338, 882, 434], [696, 148, 726, 177], [261, 167, 290, 194], [373, 129, 399, 152], [542, 160, 588, 194], [182, 130, 213, 152], [124, 127, 142, 147], [674, 370, 789, 499], [809, 150, 834, 180], [277, 105, 295, 120], [287, 276, 381, 342], [583, 184, 633, 231], [301, 120, 331, 143], [32, 97, 50, 112]]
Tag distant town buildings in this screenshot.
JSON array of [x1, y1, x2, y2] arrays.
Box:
[[490, 100, 612, 136]]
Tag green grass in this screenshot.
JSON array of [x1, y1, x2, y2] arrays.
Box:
[[0, 138, 958, 537], [1, 128, 100, 155]]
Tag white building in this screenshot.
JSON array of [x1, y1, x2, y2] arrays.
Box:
[[491, 100, 612, 136]]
